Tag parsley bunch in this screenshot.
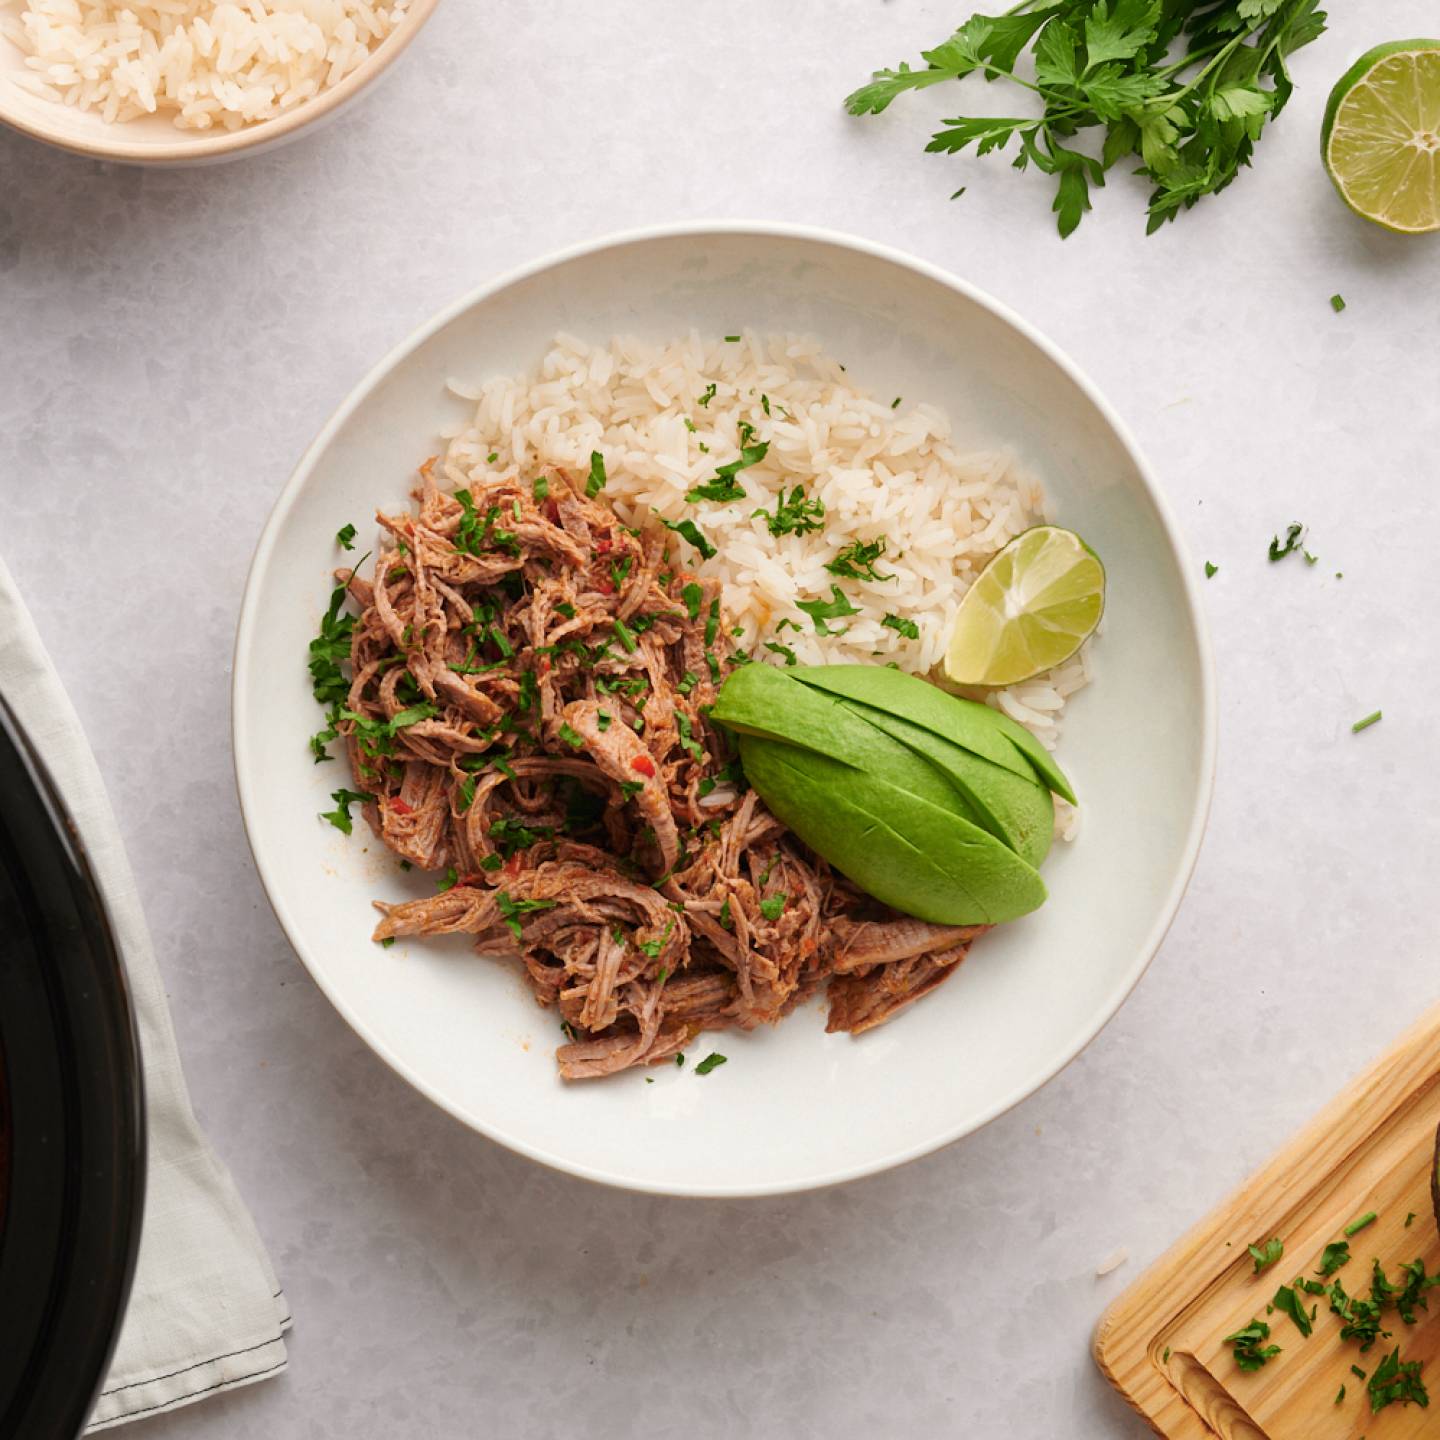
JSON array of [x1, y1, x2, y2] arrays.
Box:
[[846, 0, 1328, 236]]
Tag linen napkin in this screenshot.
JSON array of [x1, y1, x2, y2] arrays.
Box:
[[0, 556, 291, 1432]]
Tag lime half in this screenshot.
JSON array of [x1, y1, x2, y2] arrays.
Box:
[[1323, 41, 1440, 234], [944, 526, 1104, 688]]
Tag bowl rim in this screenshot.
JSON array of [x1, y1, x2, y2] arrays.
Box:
[[0, 0, 438, 164], [232, 219, 1218, 1198]]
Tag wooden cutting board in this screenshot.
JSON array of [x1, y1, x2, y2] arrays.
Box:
[[1094, 1005, 1440, 1438]]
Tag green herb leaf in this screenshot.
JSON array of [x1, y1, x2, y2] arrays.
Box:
[[1269, 523, 1306, 562], [1272, 1283, 1313, 1337], [796, 585, 861, 635], [1204, 561, 1219, 579], [587, 451, 607, 499], [881, 613, 920, 640], [694, 1052, 727, 1075], [763, 640, 799, 666], [753, 485, 825, 538], [319, 788, 373, 835], [759, 894, 787, 921], [1249, 1238, 1284, 1275], [1319, 1242, 1351, 1277], [661, 517, 717, 561], [336, 523, 357, 550], [1368, 1346, 1428, 1413], [826, 537, 893, 583], [1225, 1318, 1280, 1372], [1331, 293, 1346, 313]]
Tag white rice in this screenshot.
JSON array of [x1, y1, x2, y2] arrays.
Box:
[[0, 0, 406, 129], [441, 332, 1092, 831]]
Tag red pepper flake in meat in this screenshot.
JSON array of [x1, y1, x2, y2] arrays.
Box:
[[630, 754, 656, 777], [390, 797, 414, 815], [595, 537, 613, 554]]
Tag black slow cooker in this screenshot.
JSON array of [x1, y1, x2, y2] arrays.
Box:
[[0, 696, 145, 1440]]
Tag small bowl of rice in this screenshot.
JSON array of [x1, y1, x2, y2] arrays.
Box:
[[0, 0, 438, 164]]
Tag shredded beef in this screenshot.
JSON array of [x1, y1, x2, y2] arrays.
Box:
[[334, 462, 990, 1077]]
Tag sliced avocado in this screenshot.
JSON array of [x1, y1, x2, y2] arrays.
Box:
[[792, 664, 1076, 804], [712, 664, 991, 831], [738, 734, 1047, 925], [843, 702, 1054, 868]]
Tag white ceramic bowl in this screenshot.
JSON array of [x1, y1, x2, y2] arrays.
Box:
[[0, 0, 436, 164], [234, 223, 1216, 1197]]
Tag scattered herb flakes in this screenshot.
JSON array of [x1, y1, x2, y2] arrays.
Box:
[[724, 334, 741, 343], [1331, 293, 1347, 313], [763, 640, 799, 666], [797, 585, 862, 635], [881, 613, 920, 640], [1249, 1238, 1284, 1275], [336, 522, 357, 550], [436, 866, 459, 893], [675, 1053, 685, 1067], [1161, 1347, 1171, 1364], [891, 396, 902, 409], [754, 484, 826, 538], [557, 722, 586, 749], [694, 1052, 727, 1075], [1406, 1212, 1417, 1228], [1269, 523, 1307, 562], [533, 475, 549, 502], [686, 474, 748, 504], [1318, 1242, 1351, 1278], [320, 788, 373, 835], [486, 451, 499, 464], [586, 450, 607, 499], [1329, 1277, 1389, 1353], [697, 383, 717, 408], [759, 894, 788, 921], [496, 891, 558, 940], [1204, 561, 1218, 579], [660, 516, 717, 561], [1345, 1212, 1379, 1238], [1335, 1384, 1346, 1404], [1272, 1283, 1313, 1338], [1353, 1364, 1368, 1380], [1225, 1319, 1281, 1372], [1352, 711, 1382, 735], [826, 537, 893, 583], [1368, 1346, 1428, 1413], [379, 937, 396, 949]]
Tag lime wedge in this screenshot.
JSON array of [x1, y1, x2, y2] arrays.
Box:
[[943, 526, 1104, 688], [1323, 40, 1440, 234]]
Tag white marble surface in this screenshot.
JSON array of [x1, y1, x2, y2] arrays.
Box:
[[3, 3, 1439, 1435]]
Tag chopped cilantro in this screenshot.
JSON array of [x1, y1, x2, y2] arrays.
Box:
[[1331, 294, 1346, 314], [697, 383, 717, 407], [558, 722, 585, 749], [1225, 1319, 1280, 1372], [759, 894, 787, 921], [660, 516, 717, 561], [587, 451, 607, 499], [1269, 523, 1306, 562], [763, 640, 798, 666], [1204, 561, 1218, 579], [336, 522, 357, 550], [1249, 1238, 1284, 1275], [319, 788, 373, 834], [881, 613, 919, 640], [1368, 1346, 1428, 1413], [436, 867, 458, 893], [724, 334, 741, 342], [826, 537, 893, 583], [797, 585, 861, 635], [533, 475, 549, 502], [496, 890, 558, 940], [694, 1052, 727, 1075], [1318, 1242, 1351, 1277], [753, 485, 825, 538], [1272, 1283, 1312, 1337]]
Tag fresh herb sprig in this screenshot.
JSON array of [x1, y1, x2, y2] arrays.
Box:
[[845, 0, 1328, 236]]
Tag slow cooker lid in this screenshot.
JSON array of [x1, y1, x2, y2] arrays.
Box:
[[0, 697, 144, 1440]]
